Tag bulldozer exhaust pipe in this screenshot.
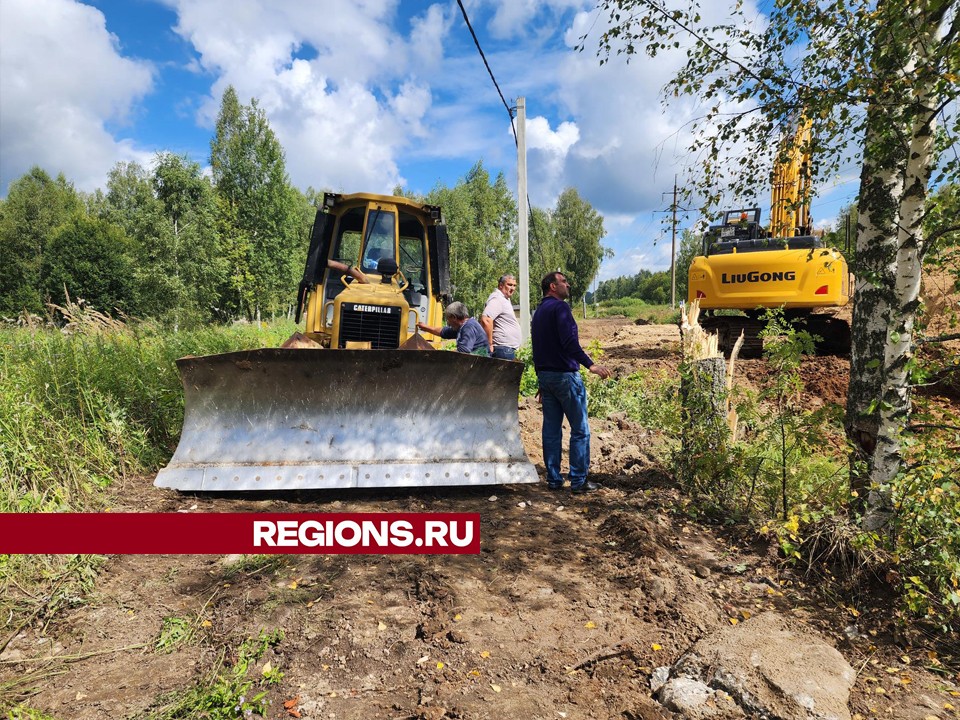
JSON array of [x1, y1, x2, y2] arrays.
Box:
[[155, 349, 538, 491]]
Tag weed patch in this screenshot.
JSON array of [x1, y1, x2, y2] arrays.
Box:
[[590, 299, 680, 324], [0, 314, 297, 696], [5, 707, 58, 720], [145, 628, 284, 720]]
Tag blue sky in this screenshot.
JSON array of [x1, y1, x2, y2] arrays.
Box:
[[0, 0, 861, 281]]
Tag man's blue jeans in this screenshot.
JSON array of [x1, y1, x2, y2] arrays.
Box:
[[492, 346, 517, 360], [537, 370, 590, 489]]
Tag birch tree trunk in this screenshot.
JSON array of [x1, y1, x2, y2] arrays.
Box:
[[588, 0, 958, 530], [846, 2, 942, 529]]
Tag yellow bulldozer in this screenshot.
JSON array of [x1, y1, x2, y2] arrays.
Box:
[[155, 192, 537, 492], [687, 119, 852, 355]]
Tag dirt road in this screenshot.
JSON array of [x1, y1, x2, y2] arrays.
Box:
[[2, 318, 957, 720]]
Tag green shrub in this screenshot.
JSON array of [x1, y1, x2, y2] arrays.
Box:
[[672, 310, 848, 522], [670, 307, 960, 637], [882, 400, 960, 632], [585, 367, 681, 430], [671, 357, 742, 516], [515, 341, 539, 397], [5, 708, 58, 720]]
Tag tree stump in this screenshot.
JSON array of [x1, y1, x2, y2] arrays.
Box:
[[677, 301, 742, 497], [680, 300, 728, 423]]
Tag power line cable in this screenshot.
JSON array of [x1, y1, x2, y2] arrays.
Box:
[[456, 0, 518, 146], [457, 0, 552, 284]]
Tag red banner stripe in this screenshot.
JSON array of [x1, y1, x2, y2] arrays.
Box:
[[0, 513, 481, 554]]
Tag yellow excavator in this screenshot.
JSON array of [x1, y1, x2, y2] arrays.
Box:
[[155, 192, 537, 492], [687, 119, 851, 355]]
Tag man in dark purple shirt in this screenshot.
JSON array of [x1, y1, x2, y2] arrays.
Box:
[[417, 302, 489, 355], [531, 271, 612, 494]]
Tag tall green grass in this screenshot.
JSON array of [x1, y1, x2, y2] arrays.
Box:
[[0, 317, 298, 708], [0, 319, 297, 513]]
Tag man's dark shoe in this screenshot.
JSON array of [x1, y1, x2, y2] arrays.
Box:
[[571, 481, 601, 495], [547, 484, 564, 491]]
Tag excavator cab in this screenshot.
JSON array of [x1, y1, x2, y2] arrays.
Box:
[[703, 208, 762, 251]]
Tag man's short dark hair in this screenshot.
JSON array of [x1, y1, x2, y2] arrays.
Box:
[[541, 271, 565, 296]]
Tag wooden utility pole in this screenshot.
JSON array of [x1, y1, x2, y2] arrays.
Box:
[[517, 97, 530, 341]]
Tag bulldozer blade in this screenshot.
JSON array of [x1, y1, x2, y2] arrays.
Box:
[[155, 349, 538, 492]]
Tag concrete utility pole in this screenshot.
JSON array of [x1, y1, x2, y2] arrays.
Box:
[[517, 97, 530, 341], [671, 175, 678, 309]]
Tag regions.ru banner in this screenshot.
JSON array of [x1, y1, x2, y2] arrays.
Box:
[[0, 513, 480, 554]]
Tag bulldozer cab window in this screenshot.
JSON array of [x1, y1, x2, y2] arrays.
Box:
[[398, 213, 427, 292], [331, 207, 364, 265], [398, 212, 428, 328], [361, 209, 396, 272], [325, 206, 365, 302]]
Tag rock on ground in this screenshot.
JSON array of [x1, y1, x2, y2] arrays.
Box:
[[669, 611, 855, 720]]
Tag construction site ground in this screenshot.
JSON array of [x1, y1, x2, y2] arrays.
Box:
[[3, 317, 959, 720]]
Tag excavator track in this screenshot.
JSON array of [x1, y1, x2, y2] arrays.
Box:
[[700, 314, 851, 358], [804, 315, 852, 356]]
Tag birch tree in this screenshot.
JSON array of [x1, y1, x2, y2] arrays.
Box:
[[552, 187, 609, 303], [588, 0, 959, 527]]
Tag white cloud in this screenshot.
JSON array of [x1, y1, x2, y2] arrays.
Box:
[[409, 3, 450, 71], [163, 0, 449, 193], [486, 0, 592, 40], [0, 0, 786, 286], [527, 117, 579, 155], [487, 0, 540, 38], [0, 0, 154, 193], [546, 20, 706, 215], [525, 115, 579, 204]]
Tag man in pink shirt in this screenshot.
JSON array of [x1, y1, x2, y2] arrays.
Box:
[[480, 274, 522, 360]]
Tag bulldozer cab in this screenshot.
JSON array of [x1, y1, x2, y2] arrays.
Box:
[[299, 193, 451, 348]]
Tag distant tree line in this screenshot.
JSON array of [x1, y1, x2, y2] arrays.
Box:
[[594, 229, 701, 305], [0, 87, 609, 327]]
